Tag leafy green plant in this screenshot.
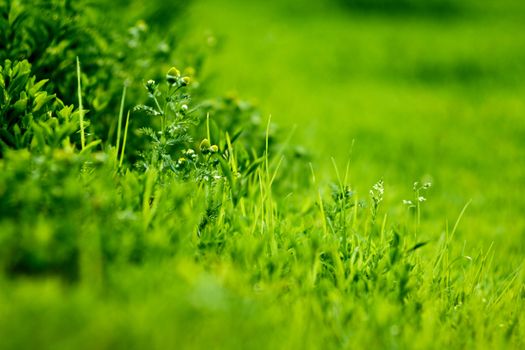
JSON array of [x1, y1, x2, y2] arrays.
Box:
[[403, 181, 432, 235], [0, 0, 198, 145], [134, 70, 194, 171], [132, 67, 273, 199], [0, 59, 83, 155]]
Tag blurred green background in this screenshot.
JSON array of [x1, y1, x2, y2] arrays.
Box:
[[1, 1, 524, 348], [190, 0, 525, 252]]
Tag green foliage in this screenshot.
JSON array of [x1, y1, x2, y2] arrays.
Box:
[[134, 72, 199, 174], [0, 148, 206, 280], [0, 0, 106, 104], [0, 59, 81, 155], [0, 0, 198, 143]]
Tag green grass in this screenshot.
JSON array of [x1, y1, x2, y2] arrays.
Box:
[[192, 0, 525, 249], [0, 0, 524, 349]]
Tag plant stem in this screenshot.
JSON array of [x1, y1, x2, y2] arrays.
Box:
[[76, 57, 85, 150], [119, 110, 131, 168], [116, 84, 127, 162]]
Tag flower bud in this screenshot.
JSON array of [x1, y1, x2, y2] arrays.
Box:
[[167, 67, 181, 85], [136, 20, 148, 32], [200, 139, 211, 153], [167, 67, 181, 78], [210, 145, 219, 153], [175, 157, 187, 169], [145, 80, 156, 94], [185, 149, 197, 160], [180, 76, 191, 86]]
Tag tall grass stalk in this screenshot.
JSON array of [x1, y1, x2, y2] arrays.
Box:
[[116, 84, 127, 162], [119, 111, 131, 168], [76, 57, 86, 150]]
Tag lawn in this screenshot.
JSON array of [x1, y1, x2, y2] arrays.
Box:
[[192, 0, 525, 253]]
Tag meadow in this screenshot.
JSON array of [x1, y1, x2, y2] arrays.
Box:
[[0, 0, 524, 349]]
